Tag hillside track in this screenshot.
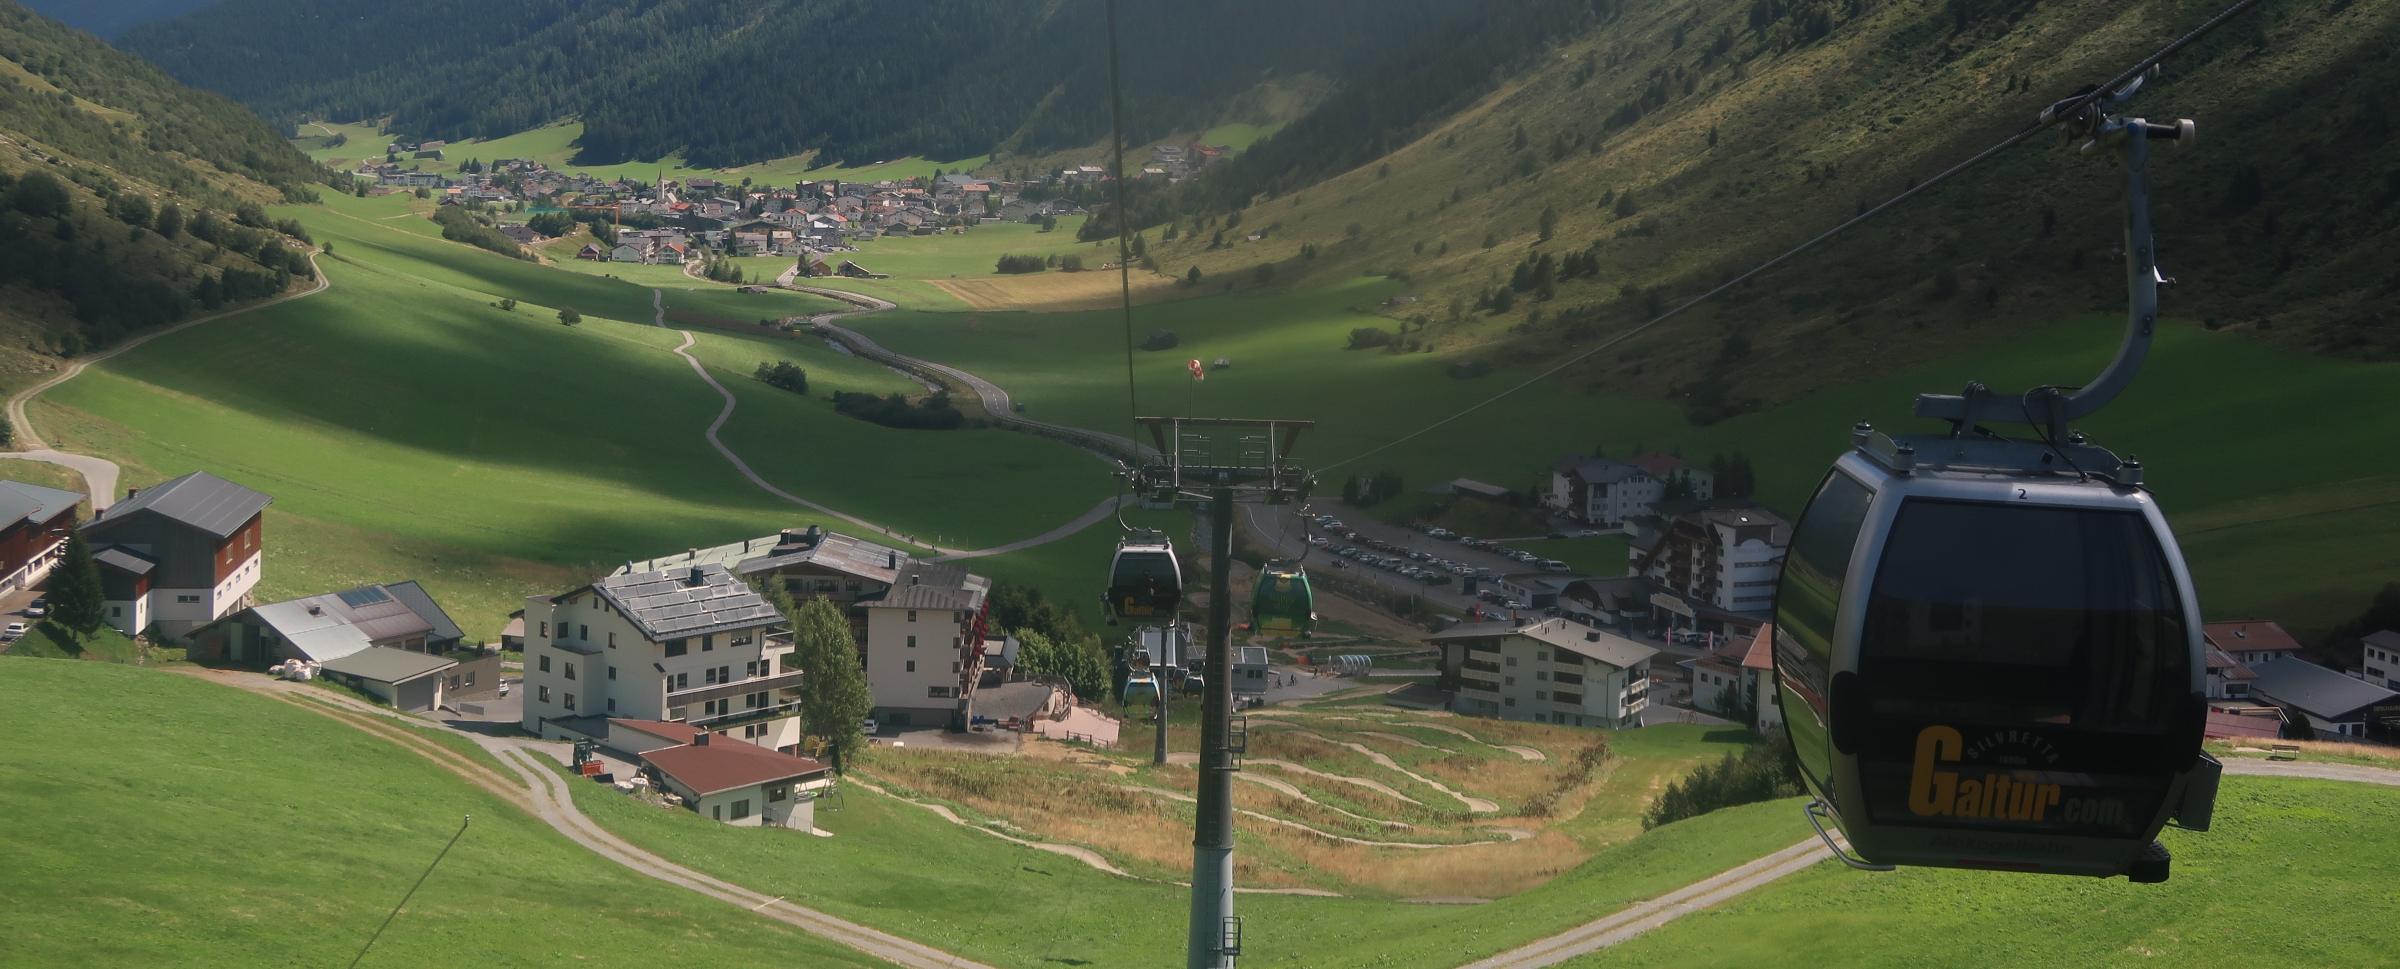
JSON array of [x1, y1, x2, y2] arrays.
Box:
[[659, 283, 1131, 560], [2, 251, 331, 508], [176, 666, 994, 969]]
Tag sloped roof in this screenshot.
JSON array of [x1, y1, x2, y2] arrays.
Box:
[[641, 740, 829, 797], [2203, 620, 2304, 656], [2249, 657, 2399, 720], [246, 581, 452, 662], [1623, 452, 1688, 478], [85, 471, 271, 538], [1550, 456, 1641, 484], [0, 479, 81, 526], [320, 646, 456, 684], [1740, 624, 1776, 671], [1237, 646, 1270, 667], [619, 527, 911, 588], [588, 563, 780, 642], [609, 718, 699, 746], [2205, 646, 2259, 681], [2366, 630, 2400, 652], [1430, 618, 1658, 671], [861, 560, 987, 611], [2203, 709, 2282, 740], [384, 580, 467, 644]]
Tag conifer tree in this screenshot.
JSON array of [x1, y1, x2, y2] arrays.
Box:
[[790, 597, 872, 770], [52, 531, 106, 635]]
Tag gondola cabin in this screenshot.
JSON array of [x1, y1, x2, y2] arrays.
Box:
[[1124, 669, 1160, 705], [1251, 563, 1316, 638], [1773, 433, 2219, 881], [1106, 535, 1183, 625]]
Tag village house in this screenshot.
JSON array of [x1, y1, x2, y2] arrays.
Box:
[[0, 479, 83, 594], [2203, 620, 2304, 666], [82, 472, 272, 640], [1626, 501, 1789, 640], [1740, 624, 1782, 730], [194, 579, 466, 662], [2247, 656, 2398, 739], [636, 729, 833, 827], [2360, 630, 2400, 691], [519, 563, 801, 752], [1431, 617, 1655, 728]]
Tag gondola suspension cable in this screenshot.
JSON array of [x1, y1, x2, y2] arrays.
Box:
[[1105, 0, 1142, 437], [1319, 0, 2268, 475], [1106, 0, 1141, 534]]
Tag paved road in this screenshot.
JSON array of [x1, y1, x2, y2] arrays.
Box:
[[2221, 757, 2400, 786], [2, 250, 330, 508], [794, 285, 1148, 459]]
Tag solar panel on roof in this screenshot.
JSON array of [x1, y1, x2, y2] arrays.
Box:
[[336, 586, 393, 607]]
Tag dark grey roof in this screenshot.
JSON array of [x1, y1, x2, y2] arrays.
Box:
[[618, 527, 910, 587], [2249, 657, 2399, 719], [860, 560, 987, 611], [384, 580, 467, 644], [0, 479, 81, 526], [85, 471, 272, 538], [1556, 458, 1640, 484], [320, 646, 456, 683], [589, 563, 781, 641], [92, 546, 156, 575]]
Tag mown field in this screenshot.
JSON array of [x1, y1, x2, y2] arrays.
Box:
[[0, 658, 883, 968], [28, 191, 1117, 638], [1561, 776, 2400, 969], [843, 277, 2400, 632]]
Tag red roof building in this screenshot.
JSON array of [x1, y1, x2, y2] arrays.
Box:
[[639, 734, 832, 828]]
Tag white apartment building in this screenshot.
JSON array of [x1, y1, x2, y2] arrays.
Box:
[[858, 560, 990, 729], [1433, 618, 1656, 728], [519, 564, 802, 753], [618, 528, 991, 731], [1629, 504, 1790, 634]]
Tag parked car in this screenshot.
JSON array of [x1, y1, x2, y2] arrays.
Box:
[[1423, 574, 1453, 586], [1540, 559, 1572, 572], [1428, 528, 1456, 539], [3, 622, 26, 640], [861, 718, 880, 735], [1576, 529, 1604, 537], [22, 598, 47, 618]]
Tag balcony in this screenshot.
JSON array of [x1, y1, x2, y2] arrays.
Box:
[[1462, 659, 1501, 674], [667, 669, 805, 708], [688, 700, 801, 732], [1459, 678, 1500, 695], [1550, 692, 1583, 707]]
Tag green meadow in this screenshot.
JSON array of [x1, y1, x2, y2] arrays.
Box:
[[1562, 777, 2400, 969], [844, 277, 2400, 631], [0, 658, 882, 968], [29, 192, 1115, 637]]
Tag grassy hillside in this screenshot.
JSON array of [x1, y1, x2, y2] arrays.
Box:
[[28, 190, 1118, 637], [0, 657, 885, 967], [1562, 776, 2400, 969], [1138, 0, 2397, 416], [567, 726, 1813, 969], [0, 0, 335, 374], [843, 273, 2400, 633]]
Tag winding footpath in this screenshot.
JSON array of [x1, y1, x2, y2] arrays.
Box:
[[1, 252, 331, 506], [652, 283, 1126, 560]]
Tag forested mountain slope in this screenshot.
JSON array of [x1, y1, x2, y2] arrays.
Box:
[[1133, 0, 2396, 420], [17, 0, 214, 38], [0, 1, 330, 383], [120, 0, 1468, 168]]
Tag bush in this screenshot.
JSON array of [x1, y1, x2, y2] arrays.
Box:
[[994, 253, 1046, 274], [7, 171, 71, 219], [1347, 326, 1394, 350], [431, 205, 526, 259], [107, 192, 153, 228], [1057, 252, 1085, 272], [832, 391, 965, 430], [754, 360, 808, 394], [1642, 733, 1803, 829]]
